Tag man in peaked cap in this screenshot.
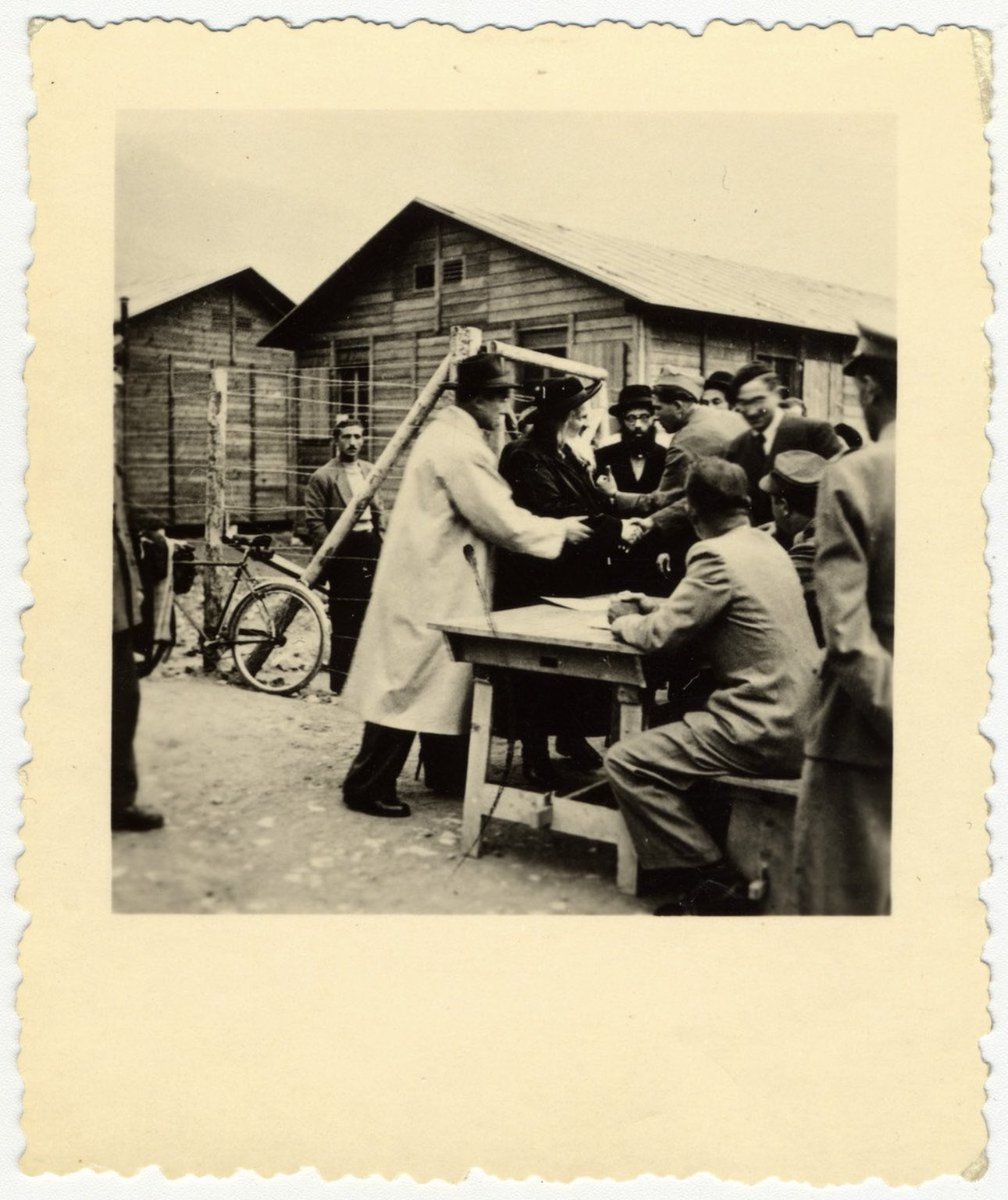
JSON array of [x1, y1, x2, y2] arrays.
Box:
[[603, 457, 820, 915], [759, 449, 829, 646], [793, 318, 896, 914], [340, 351, 591, 818]]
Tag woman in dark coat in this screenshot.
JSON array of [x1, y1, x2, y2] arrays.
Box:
[[497, 376, 639, 788]]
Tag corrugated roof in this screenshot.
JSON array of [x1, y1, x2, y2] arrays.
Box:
[[261, 197, 893, 348], [419, 199, 892, 337], [115, 266, 293, 323]]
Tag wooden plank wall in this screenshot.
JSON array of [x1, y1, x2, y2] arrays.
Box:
[[120, 282, 293, 527]]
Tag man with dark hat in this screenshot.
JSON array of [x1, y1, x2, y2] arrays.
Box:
[[726, 362, 842, 524], [604, 457, 819, 915], [340, 352, 591, 818], [794, 319, 896, 915], [759, 449, 829, 645], [701, 370, 735, 410], [594, 385, 665, 493]]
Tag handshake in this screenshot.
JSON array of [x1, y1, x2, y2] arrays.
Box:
[[619, 517, 652, 548]]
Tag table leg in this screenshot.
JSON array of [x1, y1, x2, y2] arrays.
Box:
[[461, 673, 495, 858], [613, 684, 644, 894]]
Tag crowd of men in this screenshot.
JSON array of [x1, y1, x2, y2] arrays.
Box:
[[320, 324, 896, 917], [113, 324, 895, 919]]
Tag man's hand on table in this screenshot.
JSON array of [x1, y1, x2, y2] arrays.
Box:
[[607, 592, 662, 624]]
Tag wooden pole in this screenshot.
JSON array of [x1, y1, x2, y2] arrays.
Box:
[[166, 353, 176, 524], [300, 324, 482, 590], [203, 366, 229, 670], [482, 340, 609, 380]]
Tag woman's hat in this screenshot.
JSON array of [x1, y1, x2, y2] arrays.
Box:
[[526, 375, 603, 421], [609, 384, 655, 417]]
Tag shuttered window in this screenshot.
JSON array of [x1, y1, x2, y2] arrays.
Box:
[[441, 257, 464, 284]]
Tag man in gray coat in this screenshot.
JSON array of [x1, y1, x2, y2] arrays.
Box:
[[304, 417, 386, 693], [605, 457, 820, 915], [793, 321, 896, 915]]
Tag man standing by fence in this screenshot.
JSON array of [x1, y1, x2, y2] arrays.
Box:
[[304, 417, 386, 693]]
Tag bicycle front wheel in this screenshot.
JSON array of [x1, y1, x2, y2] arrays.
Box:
[[228, 582, 328, 696]]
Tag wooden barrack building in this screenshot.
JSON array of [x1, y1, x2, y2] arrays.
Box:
[[115, 267, 295, 527], [260, 197, 893, 505]]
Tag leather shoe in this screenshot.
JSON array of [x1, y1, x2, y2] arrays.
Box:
[[343, 795, 411, 818], [112, 805, 164, 832], [554, 734, 603, 771], [653, 861, 763, 916]]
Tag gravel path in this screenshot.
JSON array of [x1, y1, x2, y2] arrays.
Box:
[[113, 661, 650, 915]]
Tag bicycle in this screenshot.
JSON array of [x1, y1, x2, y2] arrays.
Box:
[[167, 532, 330, 696]]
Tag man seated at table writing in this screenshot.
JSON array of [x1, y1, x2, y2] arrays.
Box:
[[604, 457, 820, 915]]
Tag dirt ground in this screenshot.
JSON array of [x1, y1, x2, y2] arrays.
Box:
[[113, 634, 651, 915]]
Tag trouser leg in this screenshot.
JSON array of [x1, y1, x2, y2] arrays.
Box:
[[342, 722, 416, 807], [418, 732, 469, 795], [111, 628, 140, 818], [794, 758, 892, 915], [327, 532, 379, 692], [604, 724, 726, 872]]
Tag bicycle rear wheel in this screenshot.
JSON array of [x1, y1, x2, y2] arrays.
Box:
[[228, 581, 328, 695]]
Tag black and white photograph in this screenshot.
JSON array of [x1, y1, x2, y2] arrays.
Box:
[[18, 16, 995, 1185], [112, 108, 896, 916]]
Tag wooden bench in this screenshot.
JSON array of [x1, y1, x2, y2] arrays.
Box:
[[706, 775, 801, 914]]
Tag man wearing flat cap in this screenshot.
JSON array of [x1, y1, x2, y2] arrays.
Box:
[[341, 352, 591, 818], [759, 449, 829, 646], [604, 457, 820, 915], [726, 361, 843, 524], [619, 368, 747, 591], [794, 319, 896, 915]]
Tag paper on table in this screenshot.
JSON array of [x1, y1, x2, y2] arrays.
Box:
[[540, 594, 616, 612]]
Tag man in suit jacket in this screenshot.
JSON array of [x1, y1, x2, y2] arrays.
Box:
[[304, 417, 387, 693], [793, 322, 896, 915], [727, 362, 843, 524], [605, 458, 820, 915]]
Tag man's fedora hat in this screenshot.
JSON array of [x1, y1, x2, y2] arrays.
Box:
[[703, 370, 734, 394], [759, 449, 829, 497], [444, 352, 521, 396], [653, 367, 704, 402], [843, 319, 897, 376], [609, 384, 655, 418], [526, 374, 603, 421]]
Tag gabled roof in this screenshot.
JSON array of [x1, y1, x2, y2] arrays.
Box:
[[260, 197, 893, 349], [116, 266, 294, 325]]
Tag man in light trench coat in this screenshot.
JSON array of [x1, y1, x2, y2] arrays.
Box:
[[340, 352, 592, 818]]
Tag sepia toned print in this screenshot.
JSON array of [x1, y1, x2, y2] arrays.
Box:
[[22, 20, 989, 1183], [111, 115, 894, 917]]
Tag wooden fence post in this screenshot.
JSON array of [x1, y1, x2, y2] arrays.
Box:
[[203, 366, 229, 671]]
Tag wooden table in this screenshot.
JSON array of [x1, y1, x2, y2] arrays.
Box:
[[432, 602, 647, 893]]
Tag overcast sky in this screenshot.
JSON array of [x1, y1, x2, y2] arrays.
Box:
[[116, 111, 896, 305]]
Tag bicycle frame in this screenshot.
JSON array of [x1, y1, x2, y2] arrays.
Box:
[[173, 550, 266, 650]]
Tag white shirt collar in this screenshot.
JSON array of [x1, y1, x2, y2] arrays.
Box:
[[761, 404, 787, 451]]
